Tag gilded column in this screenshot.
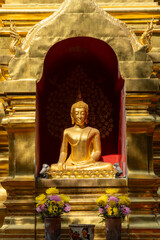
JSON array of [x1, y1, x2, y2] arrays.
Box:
[[0, 80, 36, 239], [0, 98, 8, 228], [126, 79, 160, 238]]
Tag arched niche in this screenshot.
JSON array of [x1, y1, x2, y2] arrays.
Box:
[[36, 37, 126, 176]]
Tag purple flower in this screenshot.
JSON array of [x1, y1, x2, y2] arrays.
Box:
[[121, 205, 130, 215], [99, 207, 105, 214], [36, 206, 42, 213], [49, 195, 61, 202], [108, 196, 119, 203], [105, 204, 109, 209], [64, 203, 71, 213], [41, 204, 47, 210]]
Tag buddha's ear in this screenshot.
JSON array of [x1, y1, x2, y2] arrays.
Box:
[[71, 114, 74, 125], [85, 112, 88, 124]]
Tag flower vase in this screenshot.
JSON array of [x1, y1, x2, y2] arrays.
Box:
[[105, 217, 121, 240], [45, 217, 61, 240]]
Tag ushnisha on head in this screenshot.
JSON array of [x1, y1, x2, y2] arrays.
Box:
[[71, 101, 89, 125]]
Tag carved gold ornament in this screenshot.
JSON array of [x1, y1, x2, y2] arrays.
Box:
[[9, 20, 22, 54], [139, 18, 154, 53]]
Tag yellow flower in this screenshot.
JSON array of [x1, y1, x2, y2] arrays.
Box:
[[48, 205, 59, 215], [118, 196, 131, 206], [48, 205, 52, 214], [113, 207, 118, 215], [52, 205, 58, 213], [105, 188, 119, 195], [35, 194, 46, 203], [96, 195, 108, 206], [60, 194, 70, 203], [107, 207, 112, 216], [36, 199, 47, 207], [46, 187, 59, 195], [109, 200, 116, 207], [50, 200, 56, 205], [57, 201, 64, 208]]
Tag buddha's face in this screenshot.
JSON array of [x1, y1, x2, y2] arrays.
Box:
[[72, 107, 87, 127]]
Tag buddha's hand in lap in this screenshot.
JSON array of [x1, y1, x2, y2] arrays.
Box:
[[72, 158, 96, 168], [81, 158, 96, 165]]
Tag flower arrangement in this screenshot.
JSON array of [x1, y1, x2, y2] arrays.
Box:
[[35, 187, 71, 220], [96, 188, 130, 221]]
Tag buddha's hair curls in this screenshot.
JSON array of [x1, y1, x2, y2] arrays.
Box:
[[71, 101, 89, 114]]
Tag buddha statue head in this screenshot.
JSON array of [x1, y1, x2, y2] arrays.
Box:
[[71, 101, 89, 126]]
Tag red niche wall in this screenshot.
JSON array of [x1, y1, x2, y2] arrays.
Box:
[[36, 37, 126, 176]]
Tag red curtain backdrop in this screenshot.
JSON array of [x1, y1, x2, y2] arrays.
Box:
[[36, 37, 126, 176]]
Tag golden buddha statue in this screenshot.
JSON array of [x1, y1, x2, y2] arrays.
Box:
[[51, 100, 113, 171]]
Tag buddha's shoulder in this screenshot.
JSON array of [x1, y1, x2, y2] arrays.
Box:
[[63, 126, 100, 135], [88, 127, 100, 135], [63, 127, 74, 135]]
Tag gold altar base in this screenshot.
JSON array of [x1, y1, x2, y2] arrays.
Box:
[[0, 177, 160, 239], [0, 177, 36, 240], [36, 178, 128, 240], [0, 175, 158, 240], [48, 169, 116, 179], [36, 177, 160, 240], [128, 176, 160, 239]]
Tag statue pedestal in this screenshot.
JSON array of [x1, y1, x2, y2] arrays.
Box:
[[47, 169, 117, 179]]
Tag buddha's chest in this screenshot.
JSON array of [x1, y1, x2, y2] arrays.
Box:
[[67, 129, 93, 147]]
